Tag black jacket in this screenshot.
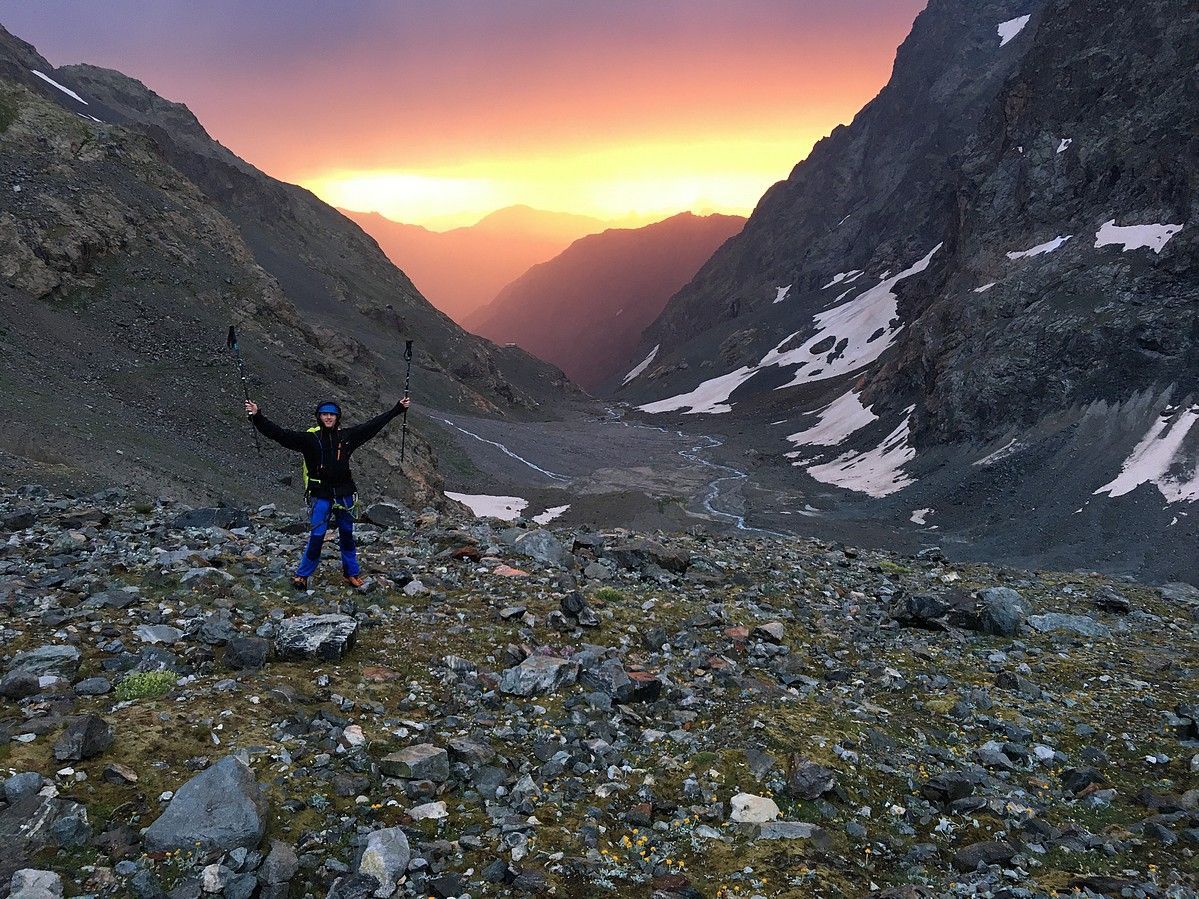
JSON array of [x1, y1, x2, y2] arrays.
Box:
[[251, 402, 405, 498]]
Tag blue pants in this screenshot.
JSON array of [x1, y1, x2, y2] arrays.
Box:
[[296, 496, 359, 577]]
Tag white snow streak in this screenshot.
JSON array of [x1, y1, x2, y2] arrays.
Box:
[[773, 285, 792, 304], [910, 508, 933, 525], [820, 270, 863, 290], [638, 366, 758, 415], [638, 245, 941, 415], [31, 69, 87, 105], [1094, 407, 1199, 503], [770, 244, 942, 390], [973, 437, 1021, 467], [1094, 219, 1183, 254], [445, 492, 528, 521], [532, 504, 571, 525], [784, 389, 877, 451], [997, 15, 1031, 46], [974, 282, 997, 293], [1057, 138, 1072, 153], [1006, 235, 1072, 260], [806, 408, 916, 497], [622, 344, 659, 385]]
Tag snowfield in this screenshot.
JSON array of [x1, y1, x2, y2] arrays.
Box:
[[1095, 407, 1199, 503], [1094, 220, 1183, 254], [997, 15, 1031, 46], [805, 408, 917, 497], [1007, 235, 1072, 260], [445, 492, 528, 521], [784, 389, 877, 451]]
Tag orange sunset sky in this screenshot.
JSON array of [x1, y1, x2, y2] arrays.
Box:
[[3, 1, 925, 229]]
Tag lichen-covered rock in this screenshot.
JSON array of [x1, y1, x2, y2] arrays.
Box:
[[143, 757, 267, 852], [499, 655, 579, 696], [274, 614, 358, 660]]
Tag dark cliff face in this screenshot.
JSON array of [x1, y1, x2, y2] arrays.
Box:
[[865, 0, 1199, 442], [625, 0, 1045, 401]]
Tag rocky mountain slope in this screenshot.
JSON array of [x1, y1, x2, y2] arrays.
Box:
[[467, 213, 745, 392], [1, 484, 1197, 898], [341, 206, 608, 323], [616, 0, 1197, 581], [0, 25, 577, 509]]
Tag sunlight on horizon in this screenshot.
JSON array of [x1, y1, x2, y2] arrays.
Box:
[[303, 132, 824, 230]]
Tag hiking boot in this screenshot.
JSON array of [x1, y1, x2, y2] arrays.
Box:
[[291, 576, 308, 591], [344, 573, 365, 589]]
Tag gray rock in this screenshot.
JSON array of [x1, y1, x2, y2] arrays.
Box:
[[172, 508, 249, 530], [786, 758, 837, 800], [327, 874, 381, 899], [977, 587, 1025, 636], [357, 828, 410, 898], [9, 869, 64, 899], [757, 821, 823, 841], [512, 529, 566, 566], [225, 637, 269, 671], [952, 840, 1016, 871], [499, 655, 580, 696], [135, 624, 185, 645], [1027, 613, 1110, 638], [0, 669, 40, 699], [1160, 582, 1199, 605], [603, 538, 690, 573], [74, 676, 113, 696], [754, 621, 785, 643], [4, 772, 45, 803], [258, 840, 299, 885], [275, 614, 358, 660], [144, 757, 267, 852], [379, 744, 449, 782], [729, 792, 780, 823], [362, 502, 409, 528], [7, 645, 80, 678], [54, 714, 114, 761]]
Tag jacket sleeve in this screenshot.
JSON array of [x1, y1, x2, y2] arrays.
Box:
[[343, 401, 405, 451], [250, 411, 309, 452]]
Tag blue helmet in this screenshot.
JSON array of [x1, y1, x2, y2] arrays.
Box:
[[315, 401, 341, 420]]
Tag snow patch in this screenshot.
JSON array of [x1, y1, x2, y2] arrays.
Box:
[[1006, 235, 1072, 260], [1094, 407, 1199, 503], [1094, 219, 1183, 254], [31, 69, 88, 105], [532, 504, 570, 525], [622, 344, 660, 385], [1057, 138, 1072, 154], [773, 285, 792, 304], [973, 282, 997, 293], [821, 270, 863, 290], [784, 389, 877, 452], [997, 15, 1031, 46], [770, 244, 942, 390], [445, 492, 528, 521], [638, 246, 940, 414], [806, 408, 916, 497], [910, 508, 933, 525], [637, 365, 758, 415], [973, 438, 1022, 467]]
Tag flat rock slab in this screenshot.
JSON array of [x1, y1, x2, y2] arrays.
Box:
[[53, 715, 113, 762], [7, 646, 80, 678], [1027, 613, 1110, 638], [757, 821, 824, 842], [143, 757, 267, 852], [275, 614, 358, 661], [604, 538, 690, 573], [729, 792, 780, 823], [499, 655, 579, 696], [379, 744, 449, 782]]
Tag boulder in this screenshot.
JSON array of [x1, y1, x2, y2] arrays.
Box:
[[512, 529, 567, 566], [952, 840, 1016, 871], [785, 758, 837, 800], [976, 587, 1025, 636], [379, 744, 449, 782], [258, 840, 299, 885], [357, 827, 410, 898], [729, 792, 780, 823], [53, 715, 114, 762], [171, 508, 249, 530], [225, 637, 270, 671], [143, 757, 267, 852], [499, 655, 579, 696], [603, 538, 690, 573], [361, 502, 410, 528], [9, 869, 63, 899], [275, 614, 358, 660], [7, 645, 80, 679], [1026, 613, 1110, 638]]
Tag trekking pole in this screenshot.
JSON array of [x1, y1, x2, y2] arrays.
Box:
[[400, 339, 413, 463], [226, 326, 262, 457]]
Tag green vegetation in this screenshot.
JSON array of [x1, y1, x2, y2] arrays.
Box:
[[114, 670, 177, 701], [590, 586, 626, 603], [0, 92, 18, 133]]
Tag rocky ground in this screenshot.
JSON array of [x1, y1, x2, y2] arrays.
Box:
[[2, 484, 1198, 899]]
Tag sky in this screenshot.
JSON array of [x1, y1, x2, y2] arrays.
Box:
[[2, 0, 925, 229]]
